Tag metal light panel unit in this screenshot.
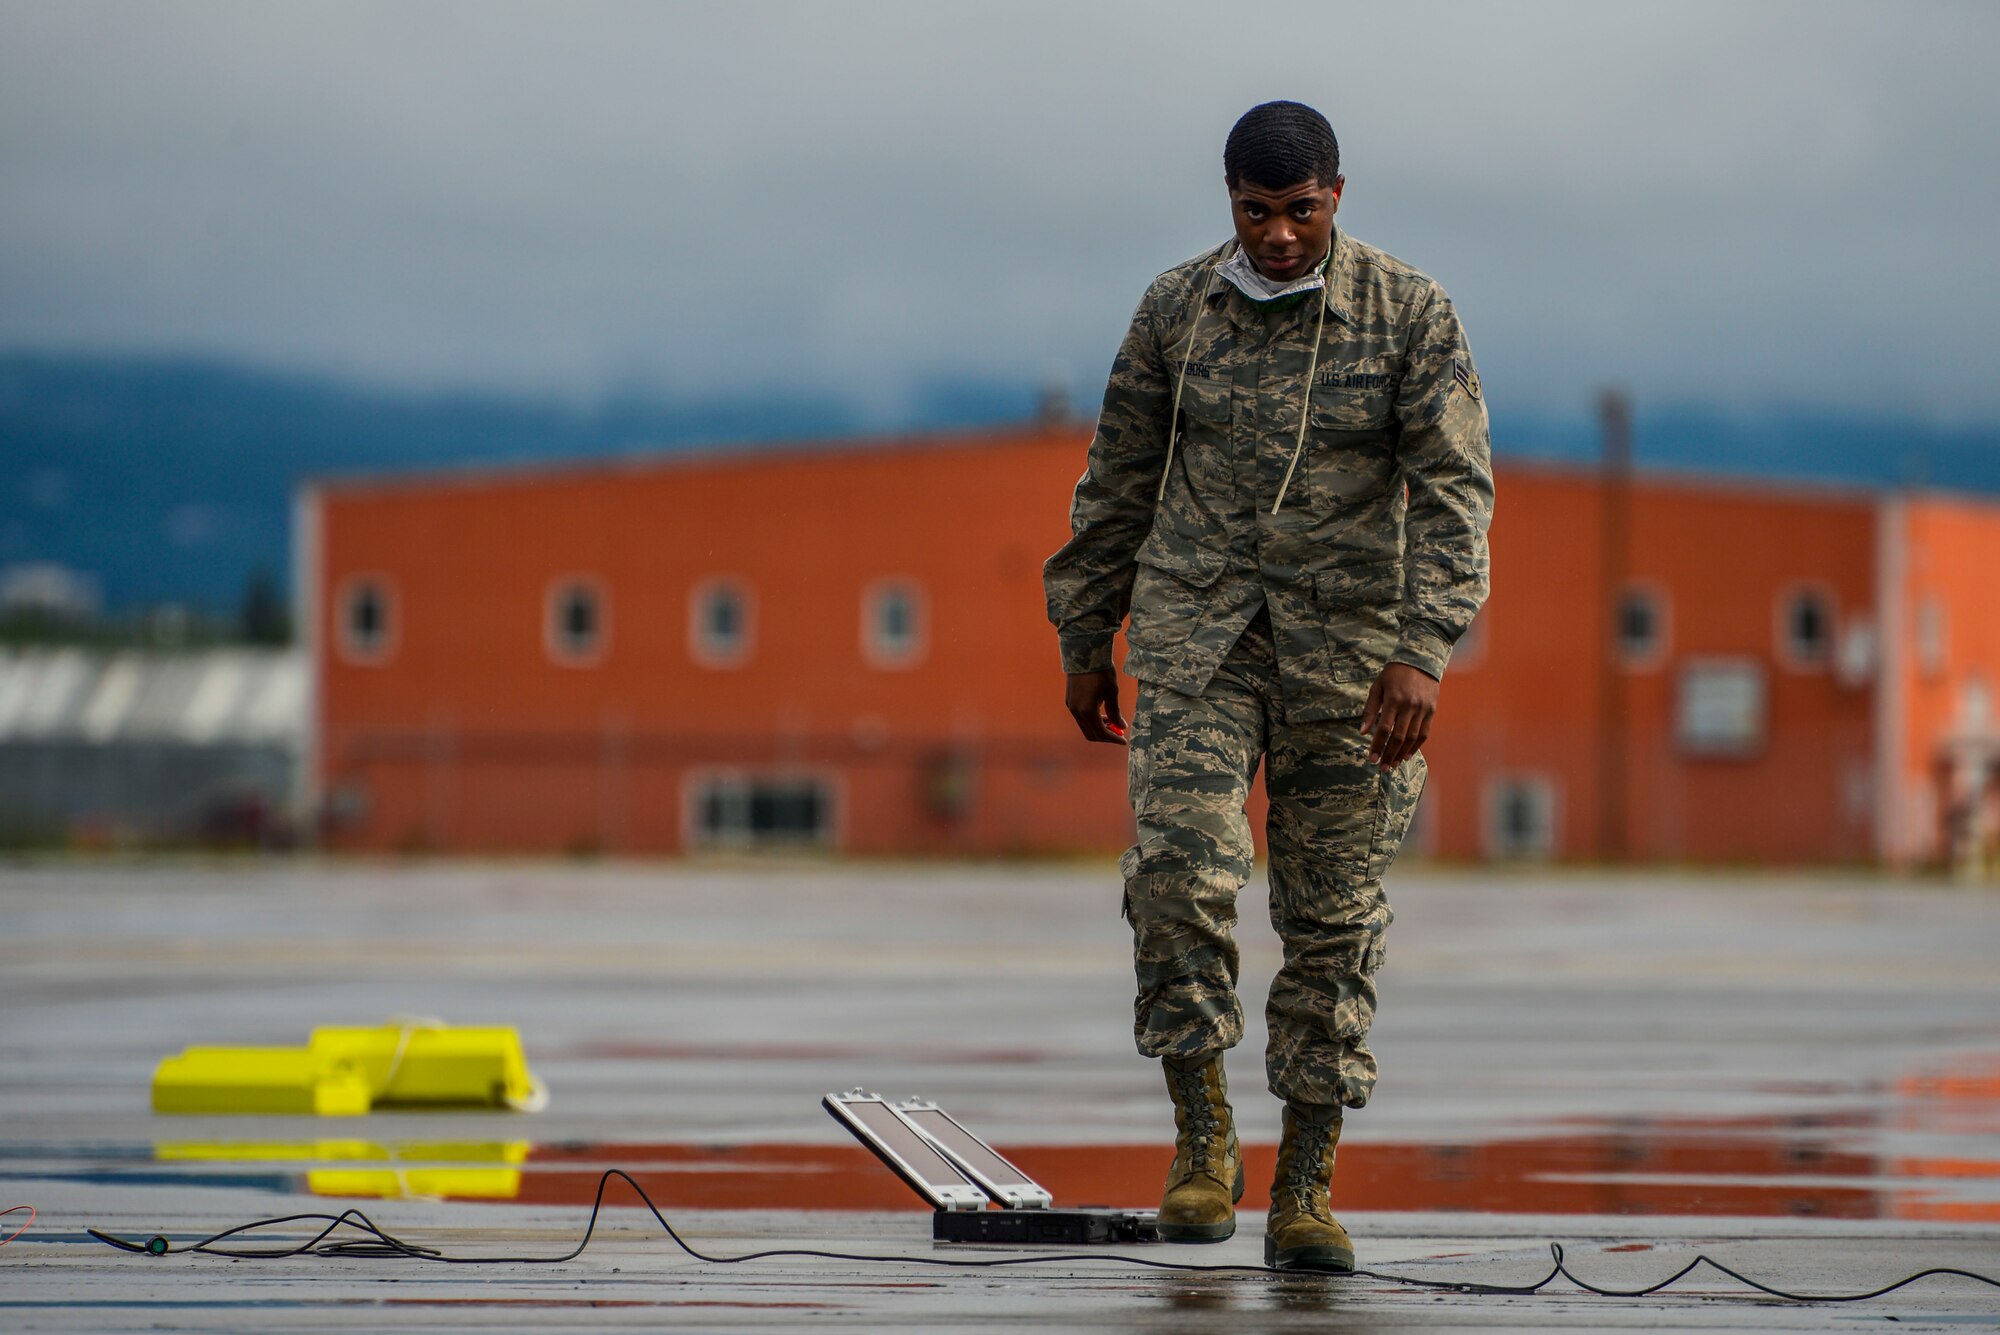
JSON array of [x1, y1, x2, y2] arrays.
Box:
[[821, 1090, 988, 1212], [931, 1206, 1159, 1245], [825, 1089, 1163, 1246], [894, 1097, 1053, 1210]]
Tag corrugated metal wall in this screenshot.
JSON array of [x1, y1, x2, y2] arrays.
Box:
[[0, 648, 302, 842]]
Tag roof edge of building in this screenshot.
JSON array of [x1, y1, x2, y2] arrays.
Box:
[[302, 420, 2000, 510], [305, 419, 1090, 498], [1490, 452, 2000, 509]]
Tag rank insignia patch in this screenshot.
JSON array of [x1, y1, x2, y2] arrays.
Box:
[[1452, 358, 1482, 401]]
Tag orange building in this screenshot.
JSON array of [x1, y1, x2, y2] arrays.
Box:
[[298, 425, 2000, 867]]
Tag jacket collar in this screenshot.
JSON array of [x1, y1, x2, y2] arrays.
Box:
[[1205, 226, 1353, 327], [1319, 224, 1354, 325]]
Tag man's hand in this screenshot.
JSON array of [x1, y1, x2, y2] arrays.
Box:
[[1360, 662, 1438, 769], [1064, 670, 1128, 744]]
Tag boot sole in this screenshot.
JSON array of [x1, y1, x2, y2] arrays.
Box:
[[1156, 1160, 1245, 1242], [1264, 1236, 1355, 1272]]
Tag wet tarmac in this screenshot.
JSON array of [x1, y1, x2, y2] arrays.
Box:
[[4, 861, 1999, 1330]]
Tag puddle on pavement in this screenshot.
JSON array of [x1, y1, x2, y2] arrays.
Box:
[[491, 1110, 1996, 1221], [156, 1139, 532, 1200], [10, 1054, 1995, 1220]]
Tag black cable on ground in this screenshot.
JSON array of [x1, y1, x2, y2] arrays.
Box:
[[87, 1168, 2000, 1303]]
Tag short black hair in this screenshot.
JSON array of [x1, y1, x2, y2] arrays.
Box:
[[1223, 101, 1340, 191]]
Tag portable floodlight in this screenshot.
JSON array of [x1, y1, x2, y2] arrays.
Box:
[[823, 1089, 1160, 1245], [893, 1097, 1052, 1210], [820, 1090, 989, 1212]]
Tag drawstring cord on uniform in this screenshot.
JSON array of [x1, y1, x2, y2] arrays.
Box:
[[1157, 262, 1220, 502], [1158, 247, 1330, 514], [1271, 289, 1328, 515]]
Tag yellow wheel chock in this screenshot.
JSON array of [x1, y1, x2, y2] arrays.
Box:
[[150, 1020, 547, 1115]]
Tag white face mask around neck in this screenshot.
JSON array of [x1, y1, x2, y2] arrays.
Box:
[[1215, 242, 1329, 303]]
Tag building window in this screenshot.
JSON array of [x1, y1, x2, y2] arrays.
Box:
[[1615, 584, 1667, 666], [1484, 775, 1557, 859], [690, 579, 752, 666], [1835, 617, 1877, 687], [1778, 587, 1834, 668], [338, 576, 394, 664], [546, 579, 606, 666], [1961, 674, 1994, 734], [862, 579, 926, 668], [1677, 659, 1766, 757], [688, 773, 833, 848]]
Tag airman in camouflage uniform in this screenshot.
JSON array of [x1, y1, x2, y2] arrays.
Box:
[[1043, 101, 1492, 1267]]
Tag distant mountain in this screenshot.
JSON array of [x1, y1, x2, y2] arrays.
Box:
[[2, 351, 1996, 612], [0, 352, 871, 611], [1490, 402, 2000, 494]]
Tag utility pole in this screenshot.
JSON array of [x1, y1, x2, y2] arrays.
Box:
[[1598, 389, 1632, 863]]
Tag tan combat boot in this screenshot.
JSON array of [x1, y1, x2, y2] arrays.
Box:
[[1155, 1052, 1245, 1241], [1264, 1101, 1355, 1271]]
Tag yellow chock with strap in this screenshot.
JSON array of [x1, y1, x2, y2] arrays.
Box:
[[309, 1020, 548, 1111], [149, 1018, 547, 1115], [150, 1048, 373, 1116]]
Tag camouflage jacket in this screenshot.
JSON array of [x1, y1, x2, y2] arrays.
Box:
[[1043, 226, 1494, 721]]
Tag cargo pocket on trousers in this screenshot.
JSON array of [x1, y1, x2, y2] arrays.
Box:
[[1117, 786, 1146, 922], [1368, 753, 1427, 883]]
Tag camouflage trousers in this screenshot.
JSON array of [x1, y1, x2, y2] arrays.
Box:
[[1121, 607, 1426, 1109]]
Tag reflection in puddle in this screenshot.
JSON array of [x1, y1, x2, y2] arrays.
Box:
[[1893, 1052, 2000, 1222], [1155, 1274, 1233, 1313], [1267, 1272, 1355, 1315], [118, 1108, 1998, 1222], [154, 1140, 530, 1200], [8, 1053, 1965, 1220]]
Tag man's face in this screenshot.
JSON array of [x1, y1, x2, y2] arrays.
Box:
[[1228, 175, 1344, 281]]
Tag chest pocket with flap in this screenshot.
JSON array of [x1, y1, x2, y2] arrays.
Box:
[[1171, 371, 1236, 499], [1303, 361, 1398, 506], [1310, 363, 1398, 430]]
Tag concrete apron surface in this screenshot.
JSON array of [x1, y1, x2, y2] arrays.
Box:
[[2, 862, 1998, 1331]]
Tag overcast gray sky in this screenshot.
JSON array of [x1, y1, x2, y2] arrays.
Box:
[[3, 0, 1996, 422]]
